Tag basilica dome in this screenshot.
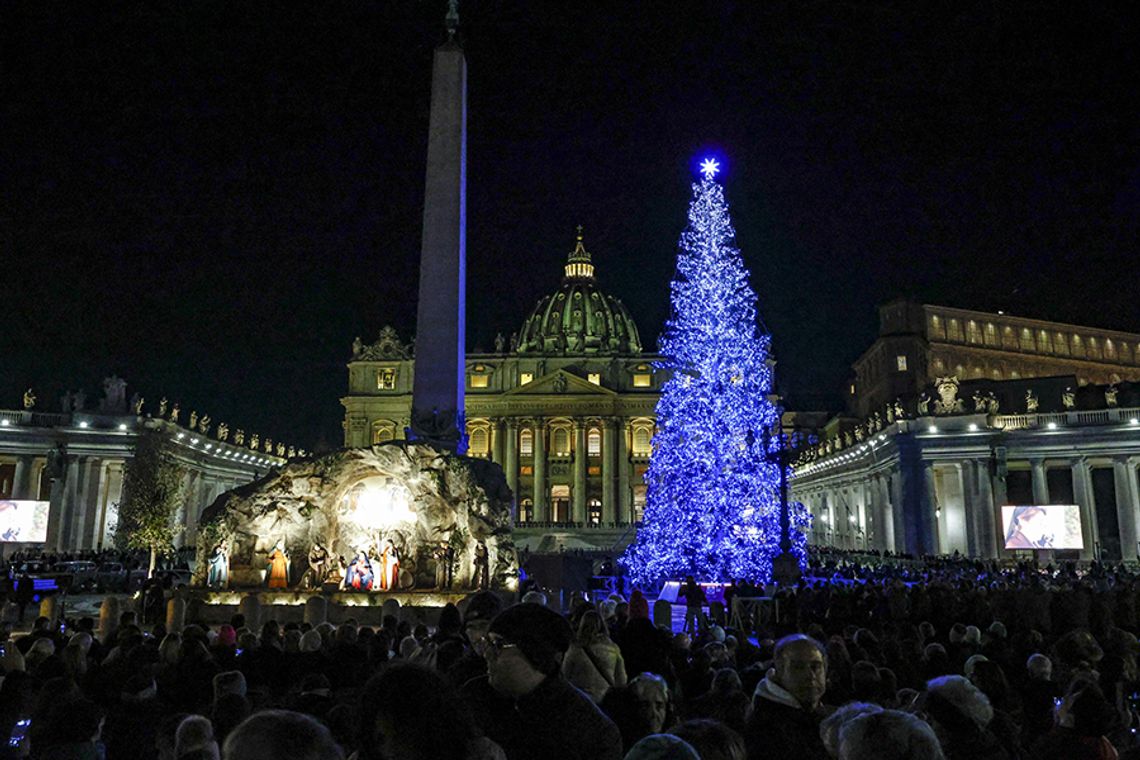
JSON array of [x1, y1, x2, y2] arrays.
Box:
[[516, 230, 643, 355]]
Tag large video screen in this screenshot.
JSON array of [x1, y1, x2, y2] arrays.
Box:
[[0, 500, 50, 543], [1002, 505, 1083, 550]]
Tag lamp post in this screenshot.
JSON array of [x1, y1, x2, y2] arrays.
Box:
[[764, 425, 802, 585]]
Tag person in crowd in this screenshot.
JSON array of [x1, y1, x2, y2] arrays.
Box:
[[461, 602, 623, 760], [819, 702, 882, 758], [745, 633, 832, 759], [685, 668, 749, 732], [630, 672, 672, 735], [176, 715, 220, 760], [670, 718, 746, 760], [358, 662, 505, 760], [837, 709, 945, 760], [1029, 680, 1120, 760], [623, 733, 700, 760], [922, 675, 1010, 760], [222, 710, 343, 760], [562, 610, 627, 703]]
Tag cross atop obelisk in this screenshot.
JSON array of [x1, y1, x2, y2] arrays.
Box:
[[410, 1, 467, 452]]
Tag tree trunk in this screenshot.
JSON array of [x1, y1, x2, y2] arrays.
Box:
[[148, 547, 156, 578]]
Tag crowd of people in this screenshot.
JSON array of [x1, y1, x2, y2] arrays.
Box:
[[1, 549, 1140, 759]]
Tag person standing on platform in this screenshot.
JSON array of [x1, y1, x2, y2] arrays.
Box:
[[678, 577, 707, 635]]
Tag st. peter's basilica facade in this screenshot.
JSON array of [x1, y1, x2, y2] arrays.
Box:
[[341, 232, 661, 551]]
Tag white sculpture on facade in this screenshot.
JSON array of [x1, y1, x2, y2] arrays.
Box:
[[933, 377, 966, 415]]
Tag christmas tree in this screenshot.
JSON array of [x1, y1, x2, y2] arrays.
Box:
[[622, 158, 810, 586]]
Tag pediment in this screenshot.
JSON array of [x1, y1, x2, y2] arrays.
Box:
[[501, 369, 617, 397]]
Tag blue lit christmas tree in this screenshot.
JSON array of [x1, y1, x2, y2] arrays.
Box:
[[622, 158, 810, 586]]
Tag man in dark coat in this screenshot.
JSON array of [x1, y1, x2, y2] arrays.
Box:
[[744, 634, 832, 760], [461, 602, 623, 760]]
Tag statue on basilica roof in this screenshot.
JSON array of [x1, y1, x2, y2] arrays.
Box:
[[359, 326, 412, 360]]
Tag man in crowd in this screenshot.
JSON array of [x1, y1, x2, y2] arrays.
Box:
[[745, 633, 832, 759], [461, 602, 623, 760]]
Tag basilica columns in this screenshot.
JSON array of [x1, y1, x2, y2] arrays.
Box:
[[617, 420, 631, 523], [533, 419, 547, 521], [602, 420, 616, 525], [492, 420, 505, 465], [573, 421, 587, 524], [504, 419, 518, 502]]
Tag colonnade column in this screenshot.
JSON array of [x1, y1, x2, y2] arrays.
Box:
[[1072, 459, 1097, 560], [573, 421, 587, 524], [11, 456, 33, 499], [975, 459, 997, 558], [870, 478, 889, 549], [602, 419, 616, 525], [96, 462, 124, 549], [922, 461, 939, 555], [59, 456, 81, 550], [1127, 458, 1140, 553], [858, 483, 870, 551], [1030, 458, 1050, 505], [504, 420, 518, 504], [1113, 457, 1139, 561], [533, 419, 547, 522], [617, 419, 630, 523], [77, 458, 107, 550], [877, 475, 895, 551]]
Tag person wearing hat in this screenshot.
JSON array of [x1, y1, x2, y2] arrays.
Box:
[[446, 592, 504, 686], [461, 603, 622, 760]]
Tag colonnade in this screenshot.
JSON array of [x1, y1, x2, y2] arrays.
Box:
[[795, 453, 1140, 562]]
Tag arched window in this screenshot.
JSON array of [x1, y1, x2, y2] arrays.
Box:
[[520, 429, 533, 456], [552, 427, 571, 456], [372, 423, 396, 444], [518, 498, 533, 523], [588, 498, 602, 525], [587, 428, 602, 456], [632, 426, 652, 454], [469, 427, 489, 456]]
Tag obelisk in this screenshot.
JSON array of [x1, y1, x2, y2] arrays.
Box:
[[410, 1, 467, 453]]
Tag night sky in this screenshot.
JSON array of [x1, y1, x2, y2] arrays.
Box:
[[5, 2, 1139, 450]]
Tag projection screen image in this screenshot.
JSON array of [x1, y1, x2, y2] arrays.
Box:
[[1002, 505, 1084, 550], [0, 500, 50, 543]]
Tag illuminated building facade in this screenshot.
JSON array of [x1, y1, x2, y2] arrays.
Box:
[[794, 303, 1140, 562], [848, 299, 1140, 419], [0, 404, 282, 553], [342, 232, 662, 550]]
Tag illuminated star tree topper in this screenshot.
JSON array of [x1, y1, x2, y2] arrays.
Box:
[[621, 157, 810, 586]]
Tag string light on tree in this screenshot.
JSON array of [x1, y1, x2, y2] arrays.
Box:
[[621, 156, 810, 586]]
